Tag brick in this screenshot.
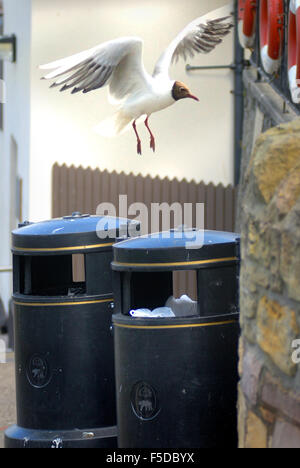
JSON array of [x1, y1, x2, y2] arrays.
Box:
[[272, 420, 300, 448]]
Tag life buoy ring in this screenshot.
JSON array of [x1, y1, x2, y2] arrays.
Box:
[[259, 0, 284, 75], [288, 0, 300, 104], [238, 0, 257, 49]]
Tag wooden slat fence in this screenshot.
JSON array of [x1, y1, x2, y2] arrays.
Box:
[[52, 163, 237, 300]]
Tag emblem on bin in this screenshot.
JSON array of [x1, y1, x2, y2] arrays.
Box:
[[131, 381, 159, 420], [27, 355, 51, 388]]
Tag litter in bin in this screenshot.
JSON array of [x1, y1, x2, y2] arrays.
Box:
[[166, 295, 198, 317], [130, 295, 198, 318], [130, 307, 175, 318]]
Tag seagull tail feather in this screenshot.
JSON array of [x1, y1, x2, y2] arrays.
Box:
[[93, 111, 133, 138]]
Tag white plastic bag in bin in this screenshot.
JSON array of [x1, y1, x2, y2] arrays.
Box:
[[130, 307, 175, 318], [166, 295, 198, 317]]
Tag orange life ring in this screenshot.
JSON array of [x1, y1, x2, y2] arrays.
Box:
[[238, 0, 257, 49], [259, 0, 284, 75], [288, 0, 300, 104]]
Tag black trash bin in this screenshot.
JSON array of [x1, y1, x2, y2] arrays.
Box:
[[5, 213, 139, 448], [112, 229, 240, 449]]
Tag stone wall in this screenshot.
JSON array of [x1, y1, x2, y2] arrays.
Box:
[[238, 118, 300, 448], [236, 69, 298, 232]]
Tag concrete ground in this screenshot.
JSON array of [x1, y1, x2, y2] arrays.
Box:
[[0, 335, 16, 449]]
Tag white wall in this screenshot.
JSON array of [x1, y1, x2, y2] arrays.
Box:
[[30, 0, 234, 222], [0, 0, 31, 309]]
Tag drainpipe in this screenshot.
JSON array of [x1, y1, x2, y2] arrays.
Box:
[[233, 0, 244, 187]]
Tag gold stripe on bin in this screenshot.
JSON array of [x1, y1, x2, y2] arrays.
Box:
[[113, 256, 238, 269], [13, 298, 113, 307], [0, 266, 12, 273], [114, 319, 238, 330], [12, 242, 114, 253]]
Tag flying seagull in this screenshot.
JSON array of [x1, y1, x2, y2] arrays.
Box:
[[40, 4, 233, 155]]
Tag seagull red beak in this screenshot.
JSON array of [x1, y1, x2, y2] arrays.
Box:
[[187, 93, 199, 101]]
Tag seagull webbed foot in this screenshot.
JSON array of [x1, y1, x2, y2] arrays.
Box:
[[133, 120, 142, 156], [145, 116, 155, 153]]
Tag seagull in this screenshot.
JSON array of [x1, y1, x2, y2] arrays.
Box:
[[40, 4, 233, 155]]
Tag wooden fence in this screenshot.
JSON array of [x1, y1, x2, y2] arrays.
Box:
[[52, 163, 237, 300]]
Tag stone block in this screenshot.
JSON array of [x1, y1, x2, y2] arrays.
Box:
[[252, 119, 300, 204], [238, 385, 247, 449], [240, 286, 258, 319], [248, 220, 263, 260], [245, 411, 268, 449], [238, 339, 245, 377], [272, 420, 300, 448], [257, 296, 299, 376], [242, 316, 257, 345], [280, 232, 300, 303], [240, 347, 263, 406], [259, 406, 276, 425], [261, 372, 300, 425], [276, 163, 300, 216]]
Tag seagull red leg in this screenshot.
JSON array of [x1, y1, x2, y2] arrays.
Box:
[[132, 120, 142, 155], [144, 116, 155, 152]]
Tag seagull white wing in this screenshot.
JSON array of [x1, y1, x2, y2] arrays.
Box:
[[40, 36, 149, 103], [153, 3, 234, 78]]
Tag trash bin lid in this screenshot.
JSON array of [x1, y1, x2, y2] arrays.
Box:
[[112, 229, 240, 271], [12, 213, 140, 254]]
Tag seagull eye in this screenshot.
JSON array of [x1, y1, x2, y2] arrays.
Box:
[[180, 87, 185, 92]]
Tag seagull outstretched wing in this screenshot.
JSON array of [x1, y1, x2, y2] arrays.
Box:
[[153, 3, 234, 78], [40, 36, 149, 103]]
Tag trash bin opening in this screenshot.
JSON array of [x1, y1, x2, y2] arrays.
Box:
[[123, 271, 172, 315], [16, 254, 87, 296], [125, 271, 199, 319]]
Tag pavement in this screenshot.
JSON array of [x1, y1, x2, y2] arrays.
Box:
[[0, 335, 16, 449]]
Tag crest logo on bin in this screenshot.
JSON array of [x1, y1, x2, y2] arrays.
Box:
[[27, 355, 51, 388], [131, 381, 160, 420]]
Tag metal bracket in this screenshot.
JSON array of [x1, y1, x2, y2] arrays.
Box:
[[186, 64, 236, 71], [186, 60, 250, 72]]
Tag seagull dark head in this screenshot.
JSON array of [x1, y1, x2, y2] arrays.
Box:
[[172, 81, 199, 102]]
